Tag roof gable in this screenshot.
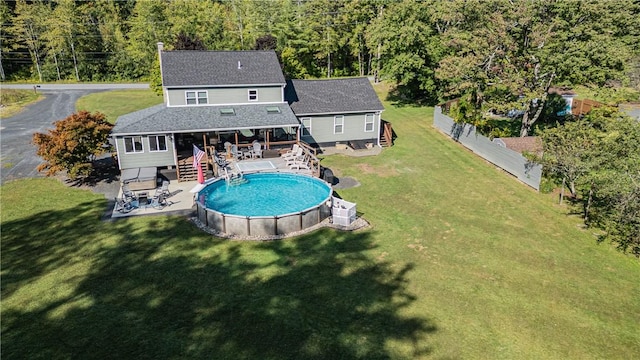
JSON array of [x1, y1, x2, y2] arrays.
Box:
[[161, 50, 285, 87], [286, 78, 384, 115]]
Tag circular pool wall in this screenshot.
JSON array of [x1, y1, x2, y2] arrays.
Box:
[[196, 173, 332, 237]]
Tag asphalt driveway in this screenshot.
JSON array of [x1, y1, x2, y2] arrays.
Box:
[[0, 84, 148, 185]]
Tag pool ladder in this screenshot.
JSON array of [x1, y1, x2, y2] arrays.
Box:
[[223, 168, 247, 186]]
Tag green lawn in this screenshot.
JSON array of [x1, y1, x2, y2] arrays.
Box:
[[75, 89, 163, 123], [1, 86, 639, 359], [0, 89, 43, 118]]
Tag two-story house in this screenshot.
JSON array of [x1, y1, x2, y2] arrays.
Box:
[[111, 43, 385, 183]]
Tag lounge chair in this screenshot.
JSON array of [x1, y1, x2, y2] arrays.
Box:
[[154, 180, 170, 198], [283, 143, 300, 157], [115, 197, 137, 213], [288, 155, 311, 170], [121, 183, 137, 201], [285, 150, 306, 166], [214, 151, 230, 169], [149, 193, 171, 209], [283, 147, 303, 162]]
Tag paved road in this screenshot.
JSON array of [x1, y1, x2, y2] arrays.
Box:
[[2, 83, 149, 90], [0, 84, 149, 185]]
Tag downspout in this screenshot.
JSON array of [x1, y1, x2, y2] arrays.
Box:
[[171, 133, 178, 170], [376, 111, 382, 147], [114, 137, 122, 170]]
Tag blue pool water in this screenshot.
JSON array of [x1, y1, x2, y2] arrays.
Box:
[[199, 173, 332, 217]]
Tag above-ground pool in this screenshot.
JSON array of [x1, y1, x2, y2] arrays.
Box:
[[196, 173, 333, 237]]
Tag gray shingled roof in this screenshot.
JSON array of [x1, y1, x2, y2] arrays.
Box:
[[161, 51, 285, 87], [112, 104, 299, 135], [286, 78, 384, 115]]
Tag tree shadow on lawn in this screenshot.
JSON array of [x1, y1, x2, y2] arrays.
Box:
[[2, 205, 437, 359]]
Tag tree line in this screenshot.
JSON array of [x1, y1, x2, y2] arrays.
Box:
[[3, 1, 639, 107]]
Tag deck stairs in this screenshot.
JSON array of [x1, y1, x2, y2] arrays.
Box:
[[177, 156, 207, 182], [380, 121, 394, 147]]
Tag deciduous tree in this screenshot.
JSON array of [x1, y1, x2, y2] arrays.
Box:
[[366, 0, 441, 103], [536, 107, 640, 256], [582, 108, 640, 256], [33, 111, 114, 180], [536, 118, 600, 203], [9, 0, 50, 81], [174, 34, 206, 51], [125, 0, 169, 79]]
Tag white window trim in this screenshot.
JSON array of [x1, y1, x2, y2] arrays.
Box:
[[124, 136, 144, 154], [148, 135, 168, 152], [333, 115, 344, 134], [185, 90, 208, 105], [301, 117, 312, 136], [364, 113, 375, 132], [248, 89, 258, 102], [185, 91, 196, 105], [197, 91, 208, 104]]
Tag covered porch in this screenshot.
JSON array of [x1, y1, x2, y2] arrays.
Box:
[[172, 125, 302, 182]]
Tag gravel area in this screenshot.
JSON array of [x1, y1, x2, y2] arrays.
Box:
[[333, 176, 360, 190]]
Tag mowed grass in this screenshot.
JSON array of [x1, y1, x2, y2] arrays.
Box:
[[76, 89, 163, 123], [0, 89, 43, 118], [2, 86, 639, 359]]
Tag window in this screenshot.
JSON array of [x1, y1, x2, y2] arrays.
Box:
[[248, 89, 258, 101], [124, 136, 143, 153], [301, 118, 312, 137], [333, 115, 344, 134], [220, 108, 235, 115], [364, 114, 375, 132], [266, 106, 280, 114], [186, 91, 208, 105], [149, 135, 167, 152]]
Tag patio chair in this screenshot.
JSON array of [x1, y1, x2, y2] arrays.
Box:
[[249, 140, 263, 159], [230, 144, 243, 161], [154, 180, 170, 198], [114, 197, 137, 213]]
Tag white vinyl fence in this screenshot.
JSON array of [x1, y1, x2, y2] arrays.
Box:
[[433, 106, 542, 190]]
